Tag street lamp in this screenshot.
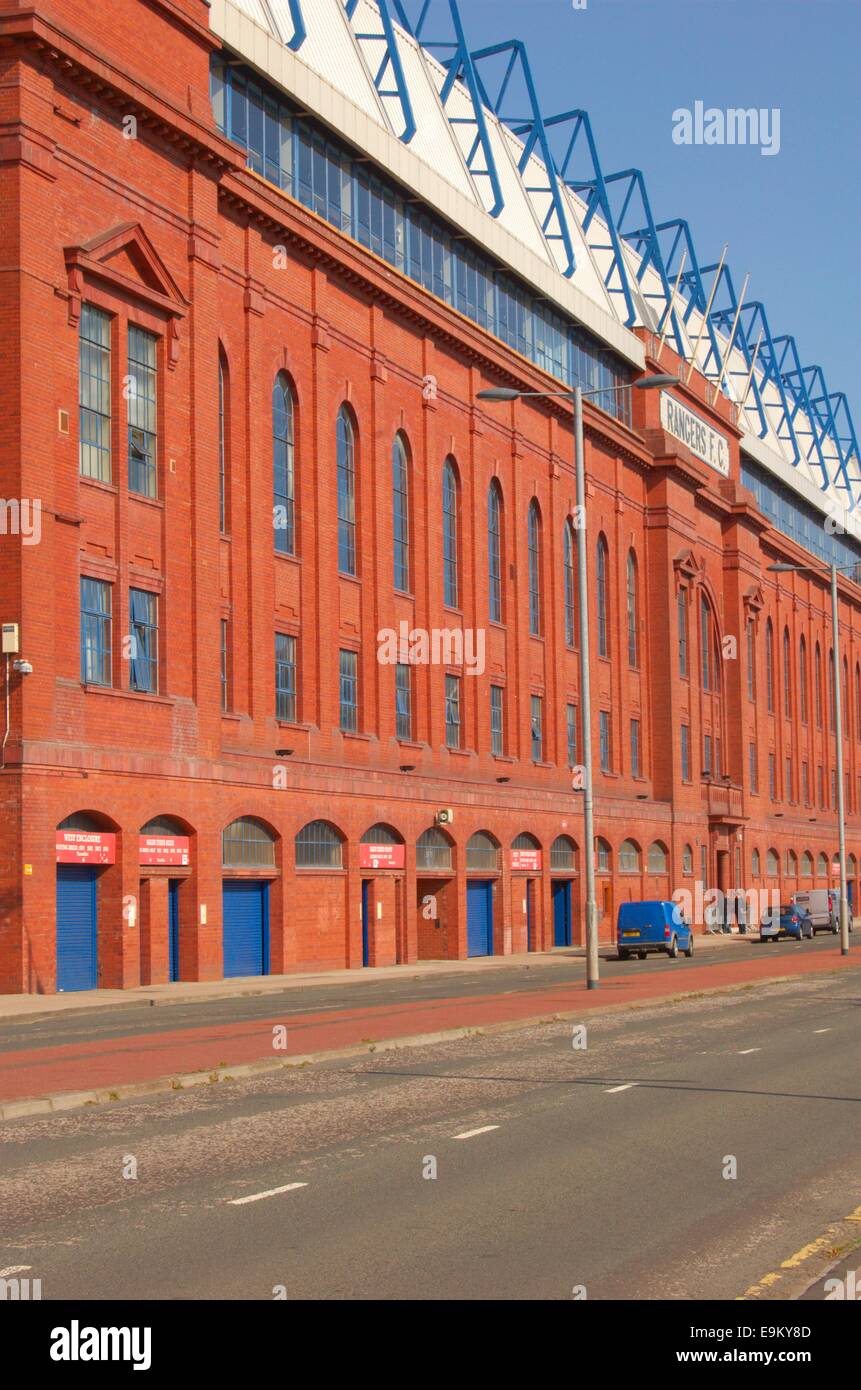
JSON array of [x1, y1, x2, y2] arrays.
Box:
[[478, 371, 678, 988], [767, 559, 856, 956]]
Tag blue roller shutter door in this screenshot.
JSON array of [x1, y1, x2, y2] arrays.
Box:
[[552, 880, 572, 947], [222, 881, 269, 978], [169, 879, 180, 982], [56, 865, 98, 992], [466, 880, 493, 957]]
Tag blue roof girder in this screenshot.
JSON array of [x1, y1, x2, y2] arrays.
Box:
[[263, 0, 306, 51], [463, 40, 577, 279], [599, 167, 686, 355], [391, 0, 504, 216], [653, 220, 725, 380], [344, 0, 417, 143], [783, 354, 859, 501]]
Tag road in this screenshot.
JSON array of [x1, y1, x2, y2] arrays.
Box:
[[1, 968, 858, 1300]]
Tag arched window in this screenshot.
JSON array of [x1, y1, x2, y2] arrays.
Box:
[[816, 852, 829, 878], [392, 433, 410, 591], [766, 848, 779, 876], [786, 848, 798, 877], [619, 839, 640, 873], [701, 595, 712, 690], [550, 835, 578, 872], [417, 827, 453, 871], [815, 643, 823, 727], [647, 841, 668, 873], [466, 831, 501, 871], [59, 812, 107, 832], [828, 650, 836, 731], [843, 656, 850, 735], [765, 620, 774, 712], [682, 843, 693, 875], [141, 815, 187, 836], [296, 820, 343, 869], [626, 550, 638, 668], [218, 349, 229, 534], [746, 618, 756, 701], [596, 837, 611, 873], [360, 823, 403, 846], [443, 457, 459, 607], [800, 851, 814, 877], [222, 817, 276, 867], [596, 536, 609, 659], [337, 407, 356, 576], [783, 627, 792, 717], [488, 480, 503, 623], [799, 637, 808, 723], [751, 847, 761, 877], [273, 373, 295, 556], [563, 520, 576, 647], [527, 499, 542, 637]]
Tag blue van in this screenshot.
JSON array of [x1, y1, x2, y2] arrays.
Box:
[[617, 900, 694, 960]]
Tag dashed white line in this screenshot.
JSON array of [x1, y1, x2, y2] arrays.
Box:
[[452, 1125, 499, 1140], [605, 1083, 638, 1093], [738, 1048, 761, 1054], [0, 1265, 31, 1277], [813, 1028, 832, 1034], [228, 1182, 308, 1206]]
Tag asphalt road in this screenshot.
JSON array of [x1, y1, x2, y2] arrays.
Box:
[[0, 933, 838, 1055], [0, 969, 858, 1300]]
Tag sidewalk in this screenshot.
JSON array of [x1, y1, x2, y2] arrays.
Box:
[[0, 931, 752, 1021]]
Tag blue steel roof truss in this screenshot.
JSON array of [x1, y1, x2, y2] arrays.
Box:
[[262, 0, 306, 51], [344, 0, 417, 143]]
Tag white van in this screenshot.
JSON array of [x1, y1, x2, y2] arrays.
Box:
[[791, 889, 838, 934]]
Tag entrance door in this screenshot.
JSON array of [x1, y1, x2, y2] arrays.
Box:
[[222, 881, 269, 978], [361, 879, 371, 967], [168, 879, 180, 983], [466, 880, 493, 957], [525, 880, 537, 951], [56, 864, 98, 992], [552, 879, 572, 947]]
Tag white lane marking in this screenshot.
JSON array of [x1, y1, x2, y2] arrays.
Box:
[[452, 1125, 499, 1140], [0, 1265, 31, 1277], [605, 1083, 638, 1093], [813, 1028, 831, 1034], [228, 1182, 308, 1206], [738, 1048, 761, 1054]]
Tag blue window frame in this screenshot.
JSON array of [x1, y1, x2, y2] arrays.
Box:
[[218, 354, 228, 534], [491, 685, 504, 756], [528, 500, 541, 637], [273, 375, 295, 555], [129, 588, 158, 693], [488, 481, 502, 623], [597, 537, 609, 658], [443, 458, 459, 608], [337, 408, 356, 576], [564, 520, 576, 647], [445, 673, 461, 749], [681, 723, 690, 781], [567, 703, 577, 767], [531, 695, 543, 762], [395, 662, 411, 741], [392, 434, 410, 592], [128, 326, 157, 497], [80, 577, 112, 686], [339, 649, 358, 732], [599, 709, 611, 773], [678, 589, 688, 678], [221, 618, 230, 712], [276, 633, 297, 723], [630, 718, 640, 777], [627, 550, 638, 668], [79, 305, 112, 483]]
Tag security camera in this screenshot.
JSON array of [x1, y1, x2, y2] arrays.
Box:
[[13, 659, 33, 675]]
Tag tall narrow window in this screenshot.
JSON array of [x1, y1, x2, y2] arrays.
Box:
[[563, 520, 576, 647], [626, 550, 638, 668], [599, 709, 611, 773], [273, 374, 295, 555], [129, 588, 158, 693], [79, 305, 112, 482], [843, 656, 849, 736], [395, 662, 412, 741], [443, 458, 459, 607], [630, 718, 640, 777], [856, 664, 861, 739], [339, 649, 358, 732], [815, 643, 823, 727], [275, 633, 297, 722], [218, 353, 228, 534], [799, 637, 808, 723], [337, 408, 357, 576], [488, 481, 503, 623], [783, 627, 792, 717], [530, 695, 543, 761], [445, 673, 461, 749], [746, 618, 755, 700], [528, 500, 542, 637], [127, 327, 157, 497], [681, 723, 690, 780], [828, 650, 835, 731], [678, 589, 688, 678], [567, 703, 577, 767], [749, 743, 758, 794], [490, 685, 504, 756], [80, 578, 112, 686], [765, 620, 774, 713], [220, 619, 230, 712], [701, 596, 711, 690], [597, 536, 609, 659], [392, 434, 410, 591]]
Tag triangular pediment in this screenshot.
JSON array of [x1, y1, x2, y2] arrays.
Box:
[[65, 223, 188, 314], [673, 547, 701, 581]]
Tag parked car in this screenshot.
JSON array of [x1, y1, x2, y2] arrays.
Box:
[[759, 903, 814, 942], [617, 900, 694, 960], [791, 889, 840, 935]]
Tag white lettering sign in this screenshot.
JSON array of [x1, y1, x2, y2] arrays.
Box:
[[660, 393, 730, 476]]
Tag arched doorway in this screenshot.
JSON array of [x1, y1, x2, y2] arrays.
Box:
[[55, 812, 118, 992], [465, 831, 501, 957], [139, 815, 192, 983], [222, 817, 277, 977], [359, 823, 406, 966]]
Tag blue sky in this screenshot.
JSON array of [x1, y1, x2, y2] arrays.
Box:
[[456, 0, 860, 406]]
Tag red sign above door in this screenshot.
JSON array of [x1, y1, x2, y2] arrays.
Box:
[[139, 835, 190, 867], [56, 831, 116, 865], [358, 843, 405, 869], [510, 849, 542, 872]]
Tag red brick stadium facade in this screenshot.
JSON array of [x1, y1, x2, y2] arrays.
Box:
[[1, 0, 859, 992]]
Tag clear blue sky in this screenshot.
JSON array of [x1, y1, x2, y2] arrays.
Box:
[[457, 0, 860, 409]]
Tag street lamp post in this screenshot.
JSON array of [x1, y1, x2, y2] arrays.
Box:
[[478, 372, 678, 988], [768, 559, 854, 956]]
